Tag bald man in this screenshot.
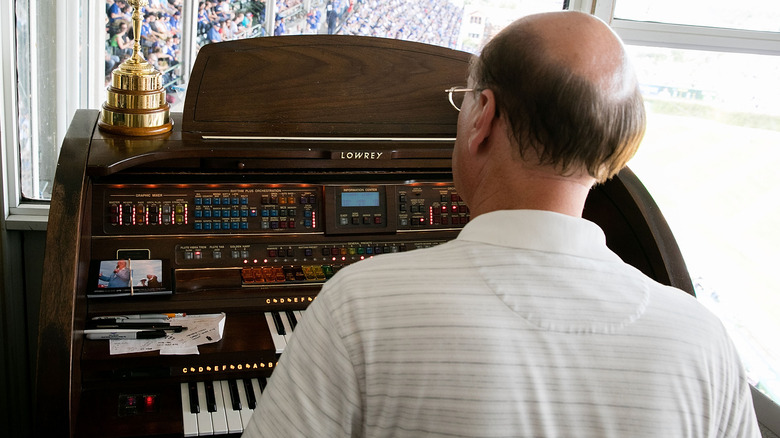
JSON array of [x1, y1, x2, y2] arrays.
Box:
[[243, 11, 759, 438]]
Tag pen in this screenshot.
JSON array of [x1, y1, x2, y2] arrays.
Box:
[[108, 321, 170, 327], [101, 319, 175, 324], [90, 321, 186, 331], [92, 313, 186, 320], [84, 329, 168, 340], [94, 323, 186, 332]]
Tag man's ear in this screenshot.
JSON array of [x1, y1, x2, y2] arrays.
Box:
[[466, 89, 498, 155]]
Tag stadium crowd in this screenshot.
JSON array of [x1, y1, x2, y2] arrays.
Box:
[[105, 0, 183, 87], [337, 0, 461, 48]]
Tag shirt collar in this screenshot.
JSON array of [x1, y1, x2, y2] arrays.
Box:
[[456, 210, 621, 262]]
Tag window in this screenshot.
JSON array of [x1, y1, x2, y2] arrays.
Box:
[[613, 3, 780, 404], [5, 0, 565, 211], [615, 0, 780, 32]]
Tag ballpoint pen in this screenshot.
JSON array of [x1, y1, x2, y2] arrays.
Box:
[[84, 329, 168, 340], [92, 313, 186, 320], [93, 323, 186, 332]]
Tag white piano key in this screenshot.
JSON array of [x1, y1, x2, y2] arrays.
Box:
[[295, 310, 304, 324], [219, 380, 244, 434], [279, 311, 294, 345], [235, 376, 254, 429], [251, 378, 264, 404], [180, 383, 199, 437], [196, 381, 214, 435], [264, 312, 287, 354], [210, 381, 229, 435]]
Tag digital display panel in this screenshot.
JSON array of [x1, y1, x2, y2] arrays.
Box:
[[341, 191, 380, 207]]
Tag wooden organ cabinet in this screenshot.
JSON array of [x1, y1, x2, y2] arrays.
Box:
[[34, 36, 693, 437]]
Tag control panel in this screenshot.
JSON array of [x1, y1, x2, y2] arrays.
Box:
[[91, 181, 469, 293], [95, 182, 469, 236]]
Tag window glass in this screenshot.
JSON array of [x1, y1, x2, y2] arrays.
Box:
[[626, 45, 780, 404], [195, 0, 564, 53], [17, 0, 563, 202], [614, 0, 780, 32], [196, 0, 265, 53], [105, 0, 185, 111], [15, 0, 60, 201]]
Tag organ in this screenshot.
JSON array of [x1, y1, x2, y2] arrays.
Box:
[[35, 35, 693, 437]]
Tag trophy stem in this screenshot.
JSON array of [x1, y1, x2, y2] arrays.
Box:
[[130, 1, 145, 64]]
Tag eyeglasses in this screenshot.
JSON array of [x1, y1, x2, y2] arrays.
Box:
[[445, 86, 475, 112]]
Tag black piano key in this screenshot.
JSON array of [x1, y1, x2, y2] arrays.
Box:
[[271, 311, 286, 335], [285, 310, 298, 330], [204, 380, 218, 412], [188, 381, 200, 414], [228, 379, 242, 411], [258, 376, 267, 392], [243, 378, 257, 409]]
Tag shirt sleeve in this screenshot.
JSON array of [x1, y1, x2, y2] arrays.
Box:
[[242, 290, 363, 438]]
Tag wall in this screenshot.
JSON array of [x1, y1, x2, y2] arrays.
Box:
[[0, 228, 45, 437]]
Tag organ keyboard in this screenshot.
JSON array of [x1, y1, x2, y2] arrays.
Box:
[[180, 377, 267, 436], [35, 35, 693, 437]]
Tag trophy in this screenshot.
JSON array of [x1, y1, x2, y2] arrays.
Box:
[[99, 0, 173, 136]]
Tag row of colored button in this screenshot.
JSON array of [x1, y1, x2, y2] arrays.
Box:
[[260, 220, 301, 230], [182, 249, 251, 260], [339, 216, 383, 225], [195, 208, 256, 218], [260, 208, 304, 218], [320, 245, 405, 256], [193, 221, 250, 231], [241, 265, 340, 284], [194, 197, 248, 206], [260, 195, 316, 205], [399, 216, 469, 227], [110, 204, 186, 225]]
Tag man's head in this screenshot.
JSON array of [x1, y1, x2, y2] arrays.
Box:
[[463, 11, 645, 185]]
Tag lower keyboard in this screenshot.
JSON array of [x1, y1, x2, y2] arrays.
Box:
[[180, 378, 266, 436]]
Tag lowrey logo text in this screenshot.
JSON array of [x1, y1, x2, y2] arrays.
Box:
[[337, 151, 386, 160]]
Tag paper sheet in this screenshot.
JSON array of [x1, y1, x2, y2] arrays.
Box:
[[108, 313, 226, 355]]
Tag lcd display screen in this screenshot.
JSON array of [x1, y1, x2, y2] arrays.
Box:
[[341, 191, 380, 207]]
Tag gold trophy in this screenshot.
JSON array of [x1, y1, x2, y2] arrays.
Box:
[[99, 0, 173, 136]]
